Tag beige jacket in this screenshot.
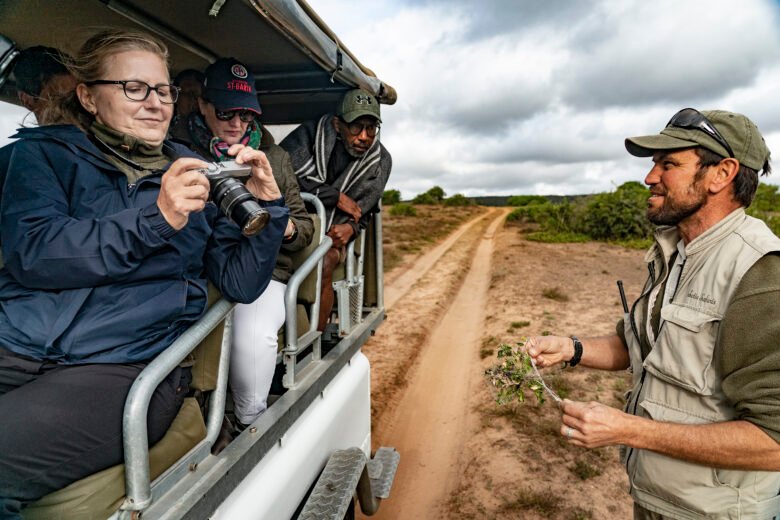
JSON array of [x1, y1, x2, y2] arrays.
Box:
[[622, 209, 780, 519]]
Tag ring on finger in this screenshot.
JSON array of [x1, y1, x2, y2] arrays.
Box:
[[566, 427, 574, 439]]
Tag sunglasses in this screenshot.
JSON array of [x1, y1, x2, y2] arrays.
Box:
[[666, 108, 734, 158], [214, 107, 257, 123]]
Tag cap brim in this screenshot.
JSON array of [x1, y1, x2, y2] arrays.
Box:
[[205, 88, 262, 114], [625, 134, 699, 157], [341, 108, 381, 124]]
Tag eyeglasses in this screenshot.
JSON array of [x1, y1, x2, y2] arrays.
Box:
[[666, 108, 734, 158], [214, 108, 257, 123], [85, 80, 179, 104], [341, 119, 380, 137]]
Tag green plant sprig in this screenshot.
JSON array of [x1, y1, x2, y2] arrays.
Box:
[[485, 340, 560, 405]]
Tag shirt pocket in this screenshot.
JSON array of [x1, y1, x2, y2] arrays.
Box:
[[643, 304, 721, 395]]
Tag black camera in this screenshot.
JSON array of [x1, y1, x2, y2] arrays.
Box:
[[200, 161, 269, 237]]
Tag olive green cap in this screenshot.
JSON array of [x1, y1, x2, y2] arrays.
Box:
[[625, 110, 770, 171], [337, 88, 381, 123]]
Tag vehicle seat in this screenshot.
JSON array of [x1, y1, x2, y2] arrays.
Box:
[[23, 285, 225, 520]]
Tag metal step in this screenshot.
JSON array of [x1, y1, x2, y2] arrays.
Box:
[[299, 448, 365, 520], [367, 447, 399, 499], [298, 446, 400, 519]]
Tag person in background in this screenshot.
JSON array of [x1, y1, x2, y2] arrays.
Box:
[[0, 46, 77, 264], [13, 45, 76, 124], [280, 88, 392, 331], [0, 30, 288, 519], [173, 57, 313, 431], [525, 108, 780, 519], [172, 68, 204, 127]]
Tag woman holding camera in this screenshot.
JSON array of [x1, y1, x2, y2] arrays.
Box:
[[0, 30, 288, 518], [172, 58, 313, 432]]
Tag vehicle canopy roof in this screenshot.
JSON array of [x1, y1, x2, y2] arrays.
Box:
[[0, 0, 396, 124]]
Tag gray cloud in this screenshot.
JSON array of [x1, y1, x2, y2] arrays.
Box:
[[401, 0, 599, 41]]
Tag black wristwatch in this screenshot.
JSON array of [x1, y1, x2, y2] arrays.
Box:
[[565, 335, 583, 368]]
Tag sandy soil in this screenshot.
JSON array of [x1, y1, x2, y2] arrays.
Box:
[[361, 211, 649, 519]]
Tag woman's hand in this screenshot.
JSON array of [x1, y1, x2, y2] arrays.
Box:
[[228, 144, 282, 201], [157, 157, 210, 230], [522, 335, 575, 369]]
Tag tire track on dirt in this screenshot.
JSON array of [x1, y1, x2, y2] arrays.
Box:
[[384, 210, 491, 310], [366, 209, 510, 520], [362, 209, 499, 429]]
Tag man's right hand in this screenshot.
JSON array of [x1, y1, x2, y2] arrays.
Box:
[[327, 223, 355, 248], [523, 335, 575, 369], [337, 193, 362, 222], [157, 158, 211, 230]]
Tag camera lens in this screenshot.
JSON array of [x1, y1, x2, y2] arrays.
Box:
[[210, 177, 269, 237]]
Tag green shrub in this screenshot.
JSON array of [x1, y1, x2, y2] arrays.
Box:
[[390, 203, 417, 217], [582, 182, 654, 240], [412, 186, 446, 204], [382, 189, 401, 206], [747, 184, 780, 236], [507, 195, 548, 207], [443, 193, 474, 206]]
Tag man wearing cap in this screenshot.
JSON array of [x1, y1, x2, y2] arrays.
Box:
[[281, 88, 392, 331], [173, 58, 313, 432], [524, 108, 780, 519]]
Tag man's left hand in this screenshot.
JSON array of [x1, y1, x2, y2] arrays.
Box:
[[560, 399, 638, 449], [327, 223, 354, 248], [228, 144, 282, 201]]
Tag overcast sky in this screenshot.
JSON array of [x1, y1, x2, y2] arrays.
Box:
[[2, 0, 780, 199], [307, 0, 780, 199]]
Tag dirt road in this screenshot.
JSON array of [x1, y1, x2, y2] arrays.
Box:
[[362, 208, 646, 519], [370, 209, 508, 519]]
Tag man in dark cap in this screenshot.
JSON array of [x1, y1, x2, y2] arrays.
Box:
[[524, 109, 780, 519], [281, 88, 392, 331]]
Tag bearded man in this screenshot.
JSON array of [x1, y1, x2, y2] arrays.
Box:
[[525, 109, 780, 519]]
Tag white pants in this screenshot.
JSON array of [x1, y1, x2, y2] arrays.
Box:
[[229, 280, 286, 425]]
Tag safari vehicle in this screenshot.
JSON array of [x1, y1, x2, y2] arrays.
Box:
[[0, 1, 398, 518]]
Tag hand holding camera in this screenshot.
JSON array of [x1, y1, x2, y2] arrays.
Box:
[[157, 157, 211, 231], [228, 144, 282, 202], [198, 159, 270, 237]]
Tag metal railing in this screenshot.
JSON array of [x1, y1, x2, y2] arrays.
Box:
[[117, 197, 386, 516]]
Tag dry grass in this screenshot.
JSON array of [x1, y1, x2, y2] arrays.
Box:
[[382, 205, 484, 272]]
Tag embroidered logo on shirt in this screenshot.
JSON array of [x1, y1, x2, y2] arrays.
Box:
[[686, 291, 717, 306]]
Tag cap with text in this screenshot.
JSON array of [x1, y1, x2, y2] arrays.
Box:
[[203, 57, 261, 114]]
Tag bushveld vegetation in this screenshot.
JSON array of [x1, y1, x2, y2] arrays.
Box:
[[506, 182, 780, 246]]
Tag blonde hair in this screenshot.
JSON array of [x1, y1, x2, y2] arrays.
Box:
[[42, 29, 170, 129]]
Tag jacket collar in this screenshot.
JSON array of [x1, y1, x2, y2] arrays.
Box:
[[10, 124, 200, 173], [646, 208, 747, 264]]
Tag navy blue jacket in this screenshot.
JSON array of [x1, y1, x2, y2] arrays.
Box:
[[0, 125, 288, 364]]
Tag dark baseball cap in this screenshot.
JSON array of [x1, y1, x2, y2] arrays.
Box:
[[337, 88, 381, 123], [203, 57, 261, 114], [625, 109, 769, 171]]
